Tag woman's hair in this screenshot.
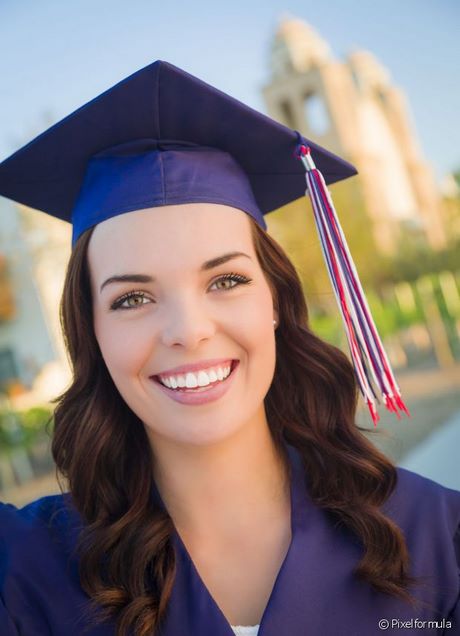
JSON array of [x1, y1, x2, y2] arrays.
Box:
[[51, 217, 420, 636]]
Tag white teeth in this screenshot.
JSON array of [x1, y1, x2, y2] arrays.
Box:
[[185, 372, 198, 388], [159, 364, 232, 390], [197, 370, 211, 387]]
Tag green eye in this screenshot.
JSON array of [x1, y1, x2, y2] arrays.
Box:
[[110, 291, 151, 311], [211, 273, 252, 291]]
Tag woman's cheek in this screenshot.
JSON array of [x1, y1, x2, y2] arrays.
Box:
[[97, 320, 150, 376], [236, 294, 273, 335]]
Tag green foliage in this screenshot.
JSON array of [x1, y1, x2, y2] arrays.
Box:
[[310, 308, 344, 347], [0, 406, 53, 453], [375, 237, 460, 287]]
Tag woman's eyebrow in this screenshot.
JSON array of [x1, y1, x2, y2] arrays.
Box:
[[99, 251, 252, 293]]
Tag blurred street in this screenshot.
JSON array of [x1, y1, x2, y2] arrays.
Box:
[[399, 409, 460, 490]]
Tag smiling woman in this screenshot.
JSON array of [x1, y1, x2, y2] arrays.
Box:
[[85, 202, 278, 444], [0, 60, 459, 636]]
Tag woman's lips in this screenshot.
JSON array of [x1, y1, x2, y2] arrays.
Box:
[[150, 360, 239, 406]]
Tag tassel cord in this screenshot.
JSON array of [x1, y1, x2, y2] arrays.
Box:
[[305, 171, 378, 407], [295, 142, 410, 421], [309, 169, 394, 398], [313, 169, 402, 398]]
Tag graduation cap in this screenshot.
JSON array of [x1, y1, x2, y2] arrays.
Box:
[[0, 60, 409, 425]]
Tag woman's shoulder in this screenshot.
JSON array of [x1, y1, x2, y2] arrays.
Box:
[[0, 492, 75, 529], [0, 492, 83, 560], [383, 466, 460, 550], [391, 466, 460, 517], [387, 468, 460, 624], [0, 495, 95, 634]]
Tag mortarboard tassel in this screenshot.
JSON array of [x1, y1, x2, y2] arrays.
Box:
[[295, 142, 411, 426]]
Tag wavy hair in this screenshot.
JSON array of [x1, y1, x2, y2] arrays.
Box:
[[51, 217, 419, 636]]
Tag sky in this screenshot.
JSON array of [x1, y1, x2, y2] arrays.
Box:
[[0, 0, 458, 183]]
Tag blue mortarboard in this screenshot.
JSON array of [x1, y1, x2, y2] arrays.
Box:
[[0, 60, 355, 246], [0, 59, 410, 425]]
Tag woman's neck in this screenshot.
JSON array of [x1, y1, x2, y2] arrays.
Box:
[[150, 420, 289, 541]]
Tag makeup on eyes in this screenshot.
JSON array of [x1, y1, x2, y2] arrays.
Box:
[[109, 272, 253, 311]]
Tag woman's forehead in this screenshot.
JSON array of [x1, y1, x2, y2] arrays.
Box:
[[87, 203, 255, 275]]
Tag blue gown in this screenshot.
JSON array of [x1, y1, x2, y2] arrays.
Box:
[[1, 443, 459, 635]]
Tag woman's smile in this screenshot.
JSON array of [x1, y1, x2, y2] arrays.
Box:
[[150, 360, 240, 406]]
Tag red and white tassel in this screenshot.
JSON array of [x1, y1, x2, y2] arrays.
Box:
[[296, 144, 410, 426]]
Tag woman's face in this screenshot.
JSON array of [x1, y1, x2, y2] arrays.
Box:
[[87, 203, 278, 448]]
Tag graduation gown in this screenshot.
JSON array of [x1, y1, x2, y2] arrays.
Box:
[[1, 443, 459, 635]]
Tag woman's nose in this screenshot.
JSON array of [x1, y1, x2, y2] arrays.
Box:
[[158, 300, 217, 348]]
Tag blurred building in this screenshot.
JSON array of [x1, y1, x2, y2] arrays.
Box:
[[0, 199, 71, 408], [263, 17, 448, 256]]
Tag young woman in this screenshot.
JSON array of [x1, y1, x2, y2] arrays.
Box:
[[0, 60, 459, 636]]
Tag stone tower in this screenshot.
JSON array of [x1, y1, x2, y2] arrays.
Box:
[[262, 17, 446, 255]]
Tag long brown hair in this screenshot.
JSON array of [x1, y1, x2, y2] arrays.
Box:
[[51, 217, 419, 636]]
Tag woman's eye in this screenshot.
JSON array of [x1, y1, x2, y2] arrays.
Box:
[[110, 291, 151, 311], [210, 273, 252, 292], [110, 273, 252, 311]]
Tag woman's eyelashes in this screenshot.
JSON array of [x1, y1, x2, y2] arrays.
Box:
[[110, 290, 150, 311], [210, 272, 252, 292], [109, 272, 253, 311]]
